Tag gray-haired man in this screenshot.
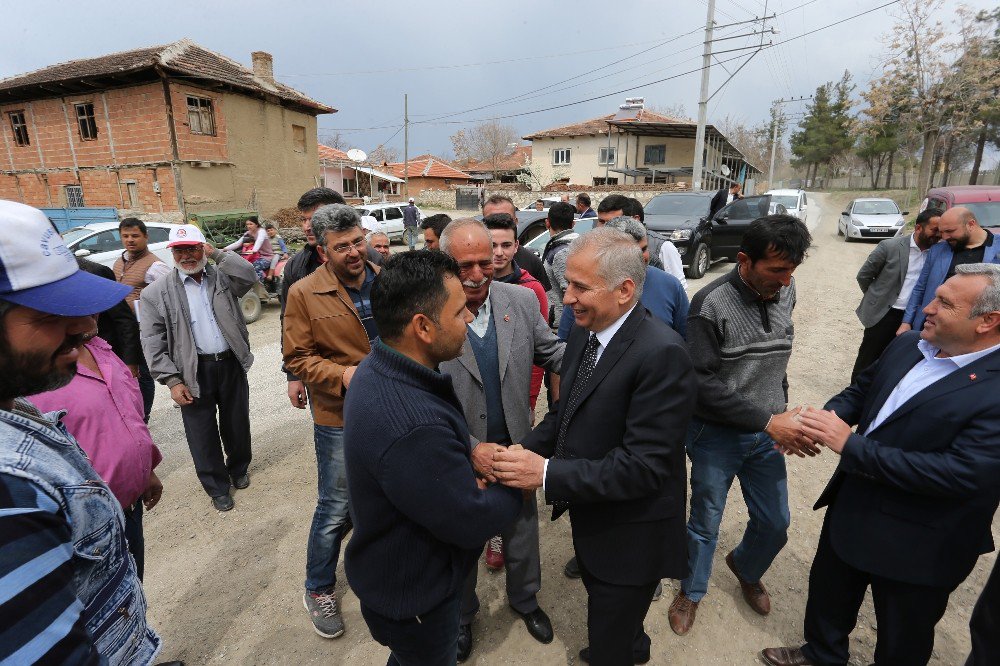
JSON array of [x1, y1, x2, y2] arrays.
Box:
[[283, 204, 380, 639]]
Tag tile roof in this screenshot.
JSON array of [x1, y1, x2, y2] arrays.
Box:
[[318, 145, 350, 161], [0, 39, 334, 114], [458, 145, 532, 173], [387, 156, 471, 180], [523, 110, 685, 140]]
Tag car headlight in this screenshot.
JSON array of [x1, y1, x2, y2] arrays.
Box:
[[668, 229, 692, 241], [895, 218, 905, 226]]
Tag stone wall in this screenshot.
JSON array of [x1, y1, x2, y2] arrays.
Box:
[[414, 183, 691, 210]]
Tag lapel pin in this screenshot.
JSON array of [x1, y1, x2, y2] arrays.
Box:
[[970, 373, 977, 381], [504, 314, 510, 322]]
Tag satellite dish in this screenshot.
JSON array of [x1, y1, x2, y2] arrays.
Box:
[[721, 165, 731, 177], [347, 148, 367, 163]]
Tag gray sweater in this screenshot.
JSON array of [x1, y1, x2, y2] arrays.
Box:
[[686, 267, 795, 432]]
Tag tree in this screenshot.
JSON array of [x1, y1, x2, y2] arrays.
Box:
[[790, 71, 855, 182], [648, 102, 693, 121], [450, 120, 521, 177], [958, 7, 1000, 183], [319, 132, 346, 150], [368, 144, 399, 165], [855, 75, 906, 188], [718, 111, 786, 185]]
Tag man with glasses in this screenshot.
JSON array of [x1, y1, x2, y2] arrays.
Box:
[[139, 224, 257, 513], [283, 204, 380, 640]]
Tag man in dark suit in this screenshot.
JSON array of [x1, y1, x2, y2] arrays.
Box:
[[493, 227, 697, 665], [762, 263, 1000, 666], [851, 209, 941, 381], [967, 557, 1000, 666], [709, 182, 742, 220]]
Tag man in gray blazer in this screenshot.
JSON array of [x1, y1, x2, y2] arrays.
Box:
[[438, 218, 565, 662], [851, 209, 940, 381]]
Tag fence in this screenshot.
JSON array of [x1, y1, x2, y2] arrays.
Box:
[[775, 169, 1000, 192]]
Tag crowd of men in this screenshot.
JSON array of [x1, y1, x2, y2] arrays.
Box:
[[0, 188, 998, 666]]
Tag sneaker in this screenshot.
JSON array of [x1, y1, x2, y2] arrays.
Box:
[[485, 535, 504, 570], [303, 591, 345, 638]]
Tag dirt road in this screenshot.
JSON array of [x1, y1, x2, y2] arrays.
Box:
[[144, 193, 995, 664]]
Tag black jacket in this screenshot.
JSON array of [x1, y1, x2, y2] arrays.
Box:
[[523, 306, 697, 585], [709, 188, 741, 220], [76, 258, 141, 366]]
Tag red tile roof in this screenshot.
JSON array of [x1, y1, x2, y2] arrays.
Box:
[[523, 110, 685, 140], [0, 39, 334, 114], [318, 145, 349, 161], [458, 145, 532, 173], [387, 156, 471, 180]]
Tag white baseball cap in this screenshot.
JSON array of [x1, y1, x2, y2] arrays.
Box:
[[0, 200, 131, 316], [167, 224, 207, 247], [408, 197, 415, 203]]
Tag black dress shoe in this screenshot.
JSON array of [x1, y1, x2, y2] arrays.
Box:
[[515, 607, 553, 644], [232, 474, 250, 490], [564, 556, 581, 579], [211, 494, 234, 511], [579, 646, 650, 664], [457, 623, 472, 663]]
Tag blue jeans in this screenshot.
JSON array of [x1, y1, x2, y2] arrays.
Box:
[[361, 593, 461, 666], [305, 424, 350, 594], [681, 418, 790, 602]]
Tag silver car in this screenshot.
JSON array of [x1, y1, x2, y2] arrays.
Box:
[[838, 198, 909, 241], [354, 202, 425, 245]]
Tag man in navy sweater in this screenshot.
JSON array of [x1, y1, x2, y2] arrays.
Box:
[[344, 250, 522, 665]]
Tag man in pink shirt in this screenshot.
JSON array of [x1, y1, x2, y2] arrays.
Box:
[[30, 329, 163, 579]]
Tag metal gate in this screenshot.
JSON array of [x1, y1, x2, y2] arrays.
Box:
[[41, 207, 119, 233], [455, 187, 481, 210]]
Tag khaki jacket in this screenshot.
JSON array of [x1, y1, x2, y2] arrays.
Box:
[[282, 261, 378, 426]]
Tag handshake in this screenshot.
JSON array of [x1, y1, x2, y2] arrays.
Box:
[[766, 406, 852, 457], [472, 442, 545, 491]]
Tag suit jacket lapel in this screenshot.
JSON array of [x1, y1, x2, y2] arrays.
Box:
[[895, 236, 909, 293], [859, 342, 922, 431], [457, 331, 482, 384], [493, 288, 514, 381]]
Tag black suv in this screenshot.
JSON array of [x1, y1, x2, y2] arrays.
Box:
[[644, 192, 779, 278]]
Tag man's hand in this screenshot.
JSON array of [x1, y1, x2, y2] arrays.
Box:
[[342, 366, 357, 389], [170, 383, 194, 406], [287, 380, 308, 409], [797, 407, 851, 454], [492, 447, 545, 490], [203, 242, 216, 255], [127, 364, 139, 378], [896, 322, 912, 336], [142, 471, 163, 510], [472, 442, 506, 482], [766, 407, 822, 457]]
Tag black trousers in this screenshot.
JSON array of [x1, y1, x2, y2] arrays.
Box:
[[578, 557, 656, 666], [802, 521, 952, 666], [851, 308, 904, 383], [122, 501, 144, 580], [360, 593, 461, 666], [179, 356, 252, 498], [966, 557, 1000, 666], [138, 357, 155, 423]]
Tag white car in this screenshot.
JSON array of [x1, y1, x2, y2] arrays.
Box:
[[354, 203, 425, 244], [838, 198, 909, 242], [63, 221, 175, 268], [766, 189, 809, 224]]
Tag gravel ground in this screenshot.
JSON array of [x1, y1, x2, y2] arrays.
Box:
[[143, 193, 995, 664]]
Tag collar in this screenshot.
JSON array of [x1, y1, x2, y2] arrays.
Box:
[[494, 262, 521, 284], [918, 338, 1000, 367], [371, 339, 457, 390], [123, 248, 151, 263], [313, 260, 378, 294], [180, 270, 206, 286], [472, 284, 494, 316], [593, 303, 637, 350], [729, 265, 781, 304], [909, 233, 920, 251]]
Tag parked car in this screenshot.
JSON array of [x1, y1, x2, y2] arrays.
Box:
[[838, 198, 908, 242], [521, 196, 565, 211], [354, 202, 425, 246], [644, 191, 780, 279], [921, 185, 1000, 229], [766, 189, 808, 225], [64, 221, 174, 267], [523, 218, 598, 256]]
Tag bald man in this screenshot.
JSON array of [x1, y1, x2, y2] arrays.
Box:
[[899, 206, 1000, 333]]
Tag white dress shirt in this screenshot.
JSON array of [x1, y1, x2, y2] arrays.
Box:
[[181, 272, 230, 354], [891, 234, 929, 310], [658, 241, 688, 289], [467, 286, 493, 338], [865, 338, 1000, 435], [542, 304, 637, 489]]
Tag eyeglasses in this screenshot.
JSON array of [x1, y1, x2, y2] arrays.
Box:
[[171, 245, 202, 255], [330, 239, 366, 255]]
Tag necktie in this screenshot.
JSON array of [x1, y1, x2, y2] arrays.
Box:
[[550, 333, 600, 518]]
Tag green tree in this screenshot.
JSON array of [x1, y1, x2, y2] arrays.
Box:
[[790, 71, 855, 182]]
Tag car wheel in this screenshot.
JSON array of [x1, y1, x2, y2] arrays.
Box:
[[837, 220, 844, 236], [685, 243, 710, 279], [240, 291, 262, 324], [844, 230, 854, 243]]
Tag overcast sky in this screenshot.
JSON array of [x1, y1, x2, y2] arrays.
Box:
[[2, 0, 994, 161]]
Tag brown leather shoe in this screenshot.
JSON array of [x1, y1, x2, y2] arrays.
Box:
[[760, 646, 812, 665], [726, 551, 771, 615], [667, 590, 698, 635]]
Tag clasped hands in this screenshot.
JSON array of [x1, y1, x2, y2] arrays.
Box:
[[768, 406, 852, 457], [471, 442, 544, 490]]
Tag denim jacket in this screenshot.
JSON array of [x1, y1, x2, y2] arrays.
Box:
[[0, 399, 160, 665]]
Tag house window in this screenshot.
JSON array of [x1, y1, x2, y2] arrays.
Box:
[[552, 148, 571, 165], [644, 144, 666, 165], [75, 103, 98, 140], [292, 125, 306, 152], [186, 96, 216, 135], [593, 177, 618, 186], [8, 111, 29, 146], [125, 181, 141, 210], [65, 185, 85, 208], [598, 147, 616, 165], [343, 178, 357, 194]]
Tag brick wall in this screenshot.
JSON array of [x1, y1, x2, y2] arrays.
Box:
[[168, 83, 228, 163]]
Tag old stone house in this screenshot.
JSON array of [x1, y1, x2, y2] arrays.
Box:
[[0, 39, 334, 222]]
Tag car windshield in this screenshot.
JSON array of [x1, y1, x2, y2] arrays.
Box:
[[853, 200, 899, 215], [525, 218, 597, 252], [963, 202, 1000, 228], [61, 227, 95, 246], [771, 195, 799, 208], [645, 195, 710, 217]]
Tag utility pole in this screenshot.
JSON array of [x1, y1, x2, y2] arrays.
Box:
[[767, 96, 811, 188], [691, 0, 715, 192], [403, 93, 409, 199]]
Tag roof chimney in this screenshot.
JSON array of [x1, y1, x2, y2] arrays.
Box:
[[251, 51, 275, 86]]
